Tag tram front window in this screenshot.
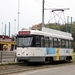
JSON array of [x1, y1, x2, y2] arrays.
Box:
[[17, 36, 33, 47]]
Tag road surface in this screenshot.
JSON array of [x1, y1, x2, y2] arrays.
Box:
[[9, 64, 75, 75]]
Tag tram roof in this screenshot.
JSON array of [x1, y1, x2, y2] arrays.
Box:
[[19, 27, 73, 40], [31, 30, 73, 40]]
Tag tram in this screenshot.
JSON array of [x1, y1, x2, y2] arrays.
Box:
[[16, 27, 74, 62]]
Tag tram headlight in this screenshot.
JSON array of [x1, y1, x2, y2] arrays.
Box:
[[22, 50, 25, 54]]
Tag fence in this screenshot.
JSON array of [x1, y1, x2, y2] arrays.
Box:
[[0, 51, 16, 63], [0, 51, 75, 63]]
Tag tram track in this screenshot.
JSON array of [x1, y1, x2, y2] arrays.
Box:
[[0, 60, 75, 75]]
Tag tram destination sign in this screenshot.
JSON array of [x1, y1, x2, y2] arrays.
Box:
[[18, 31, 30, 35]]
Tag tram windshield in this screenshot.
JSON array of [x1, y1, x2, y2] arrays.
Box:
[[17, 36, 33, 47]]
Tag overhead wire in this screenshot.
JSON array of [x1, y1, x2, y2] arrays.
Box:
[[34, 0, 68, 24], [34, 0, 53, 8], [45, 1, 65, 8], [34, 0, 41, 4], [46, 1, 69, 24]]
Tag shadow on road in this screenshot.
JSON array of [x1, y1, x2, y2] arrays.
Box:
[[17, 60, 72, 66]]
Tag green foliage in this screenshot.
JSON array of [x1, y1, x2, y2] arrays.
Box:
[[45, 23, 75, 36], [45, 23, 61, 30]]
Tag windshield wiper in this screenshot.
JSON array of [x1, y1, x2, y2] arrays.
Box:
[[21, 43, 26, 48]]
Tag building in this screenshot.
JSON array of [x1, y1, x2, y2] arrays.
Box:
[[0, 35, 16, 51]]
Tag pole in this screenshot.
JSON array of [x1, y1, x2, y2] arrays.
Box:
[[14, 19, 16, 34], [17, 0, 20, 32], [2, 22, 3, 35], [66, 16, 69, 32], [5, 24, 6, 35], [1, 51, 2, 63], [9, 22, 10, 37], [67, 16, 69, 23], [70, 17, 72, 34], [42, 0, 44, 28]]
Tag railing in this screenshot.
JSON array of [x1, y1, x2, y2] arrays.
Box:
[[0, 51, 16, 63]]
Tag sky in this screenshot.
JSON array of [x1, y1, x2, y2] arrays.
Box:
[[0, 0, 75, 36]]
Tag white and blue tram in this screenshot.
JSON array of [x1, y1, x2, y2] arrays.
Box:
[[16, 27, 74, 62]]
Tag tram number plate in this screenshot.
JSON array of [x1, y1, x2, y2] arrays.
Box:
[[65, 50, 70, 53]]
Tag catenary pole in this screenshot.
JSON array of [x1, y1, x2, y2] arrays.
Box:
[[42, 0, 44, 28], [2, 22, 3, 35], [5, 24, 6, 35], [66, 16, 69, 32], [9, 22, 10, 37], [70, 17, 72, 34]]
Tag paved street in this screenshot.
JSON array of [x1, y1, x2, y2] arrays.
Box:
[[9, 64, 75, 75]]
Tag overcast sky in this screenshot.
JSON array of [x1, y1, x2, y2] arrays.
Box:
[[0, 0, 75, 36]]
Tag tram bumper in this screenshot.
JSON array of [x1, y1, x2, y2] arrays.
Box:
[[17, 56, 45, 62], [17, 57, 30, 62]]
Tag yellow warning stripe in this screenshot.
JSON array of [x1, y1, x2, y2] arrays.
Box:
[[56, 48, 60, 60], [72, 49, 74, 60]]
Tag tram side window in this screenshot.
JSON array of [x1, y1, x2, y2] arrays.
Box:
[[58, 39, 61, 48], [53, 38, 58, 48], [69, 40, 72, 48], [31, 36, 36, 47], [41, 37, 44, 47], [36, 36, 41, 47], [61, 39, 66, 48], [49, 37, 53, 47], [66, 40, 69, 48], [44, 37, 49, 47]]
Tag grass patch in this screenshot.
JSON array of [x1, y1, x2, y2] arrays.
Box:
[[0, 62, 18, 66]]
